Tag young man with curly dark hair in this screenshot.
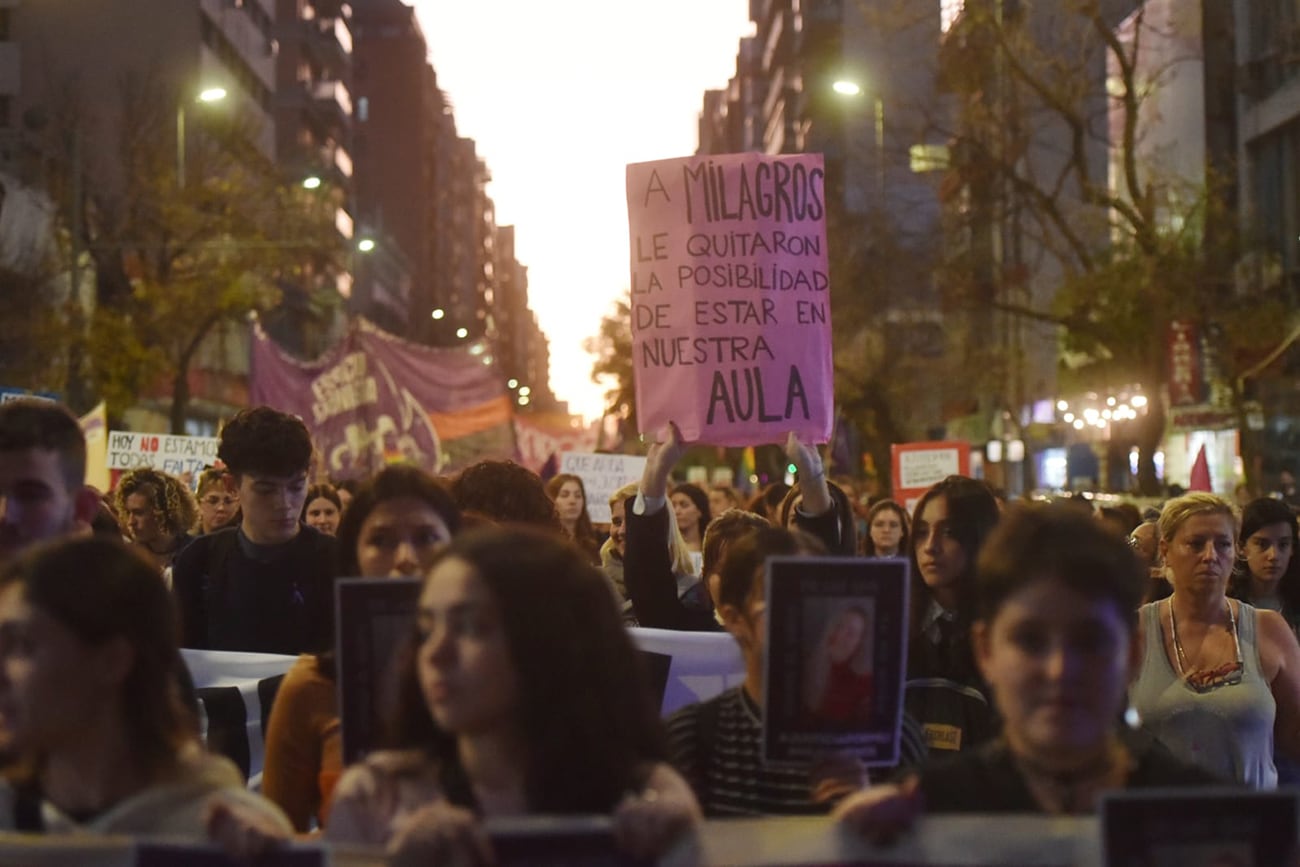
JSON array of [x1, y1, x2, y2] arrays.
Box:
[[172, 406, 336, 653]]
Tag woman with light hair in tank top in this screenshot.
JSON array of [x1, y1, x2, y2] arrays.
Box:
[[1130, 492, 1300, 788]]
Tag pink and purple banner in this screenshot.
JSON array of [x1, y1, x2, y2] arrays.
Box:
[[626, 153, 834, 446], [251, 319, 514, 479]]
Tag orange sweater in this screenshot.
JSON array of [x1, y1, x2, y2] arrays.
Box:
[[262, 654, 343, 832]]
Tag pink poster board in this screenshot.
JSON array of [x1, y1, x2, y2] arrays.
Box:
[[626, 153, 834, 446]]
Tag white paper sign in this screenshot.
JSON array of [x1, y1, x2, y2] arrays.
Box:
[[107, 430, 221, 477], [559, 452, 648, 524]]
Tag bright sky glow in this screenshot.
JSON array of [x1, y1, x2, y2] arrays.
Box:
[[412, 1, 754, 421]]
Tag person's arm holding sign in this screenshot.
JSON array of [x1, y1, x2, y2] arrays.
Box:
[[786, 432, 851, 553], [625, 423, 720, 631]]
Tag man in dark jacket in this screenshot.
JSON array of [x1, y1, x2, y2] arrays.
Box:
[[173, 407, 335, 654]]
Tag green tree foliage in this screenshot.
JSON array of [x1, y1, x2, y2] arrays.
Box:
[[585, 294, 637, 436], [26, 68, 343, 431]]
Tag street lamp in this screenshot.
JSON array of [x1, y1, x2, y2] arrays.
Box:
[[302, 175, 323, 190], [831, 78, 885, 199], [455, 327, 468, 339], [430, 308, 445, 320], [357, 238, 376, 253], [177, 86, 228, 189]]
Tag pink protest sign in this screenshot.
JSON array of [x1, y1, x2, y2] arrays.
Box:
[[626, 153, 833, 446]]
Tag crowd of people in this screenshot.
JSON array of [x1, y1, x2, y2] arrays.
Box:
[[0, 396, 1297, 860]]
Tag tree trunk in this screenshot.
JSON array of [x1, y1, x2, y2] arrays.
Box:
[[1136, 399, 1165, 496], [169, 365, 190, 435]]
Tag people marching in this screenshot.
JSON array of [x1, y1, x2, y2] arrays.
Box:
[[11, 395, 1300, 863]]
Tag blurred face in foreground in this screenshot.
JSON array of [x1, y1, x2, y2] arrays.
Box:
[[974, 576, 1135, 764], [417, 557, 518, 735]]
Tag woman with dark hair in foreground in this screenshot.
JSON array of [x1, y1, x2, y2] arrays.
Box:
[[326, 526, 699, 861]]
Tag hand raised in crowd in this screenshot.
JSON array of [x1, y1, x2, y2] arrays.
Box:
[[613, 763, 703, 860], [388, 801, 495, 867], [785, 431, 831, 516], [205, 795, 293, 861], [809, 753, 869, 806], [831, 776, 924, 845], [641, 421, 690, 500]]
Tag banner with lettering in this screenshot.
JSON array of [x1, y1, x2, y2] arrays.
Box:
[[107, 431, 221, 478], [250, 318, 514, 479], [626, 153, 834, 446], [559, 452, 648, 524]]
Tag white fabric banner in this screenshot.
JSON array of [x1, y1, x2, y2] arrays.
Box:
[[182, 649, 298, 789]]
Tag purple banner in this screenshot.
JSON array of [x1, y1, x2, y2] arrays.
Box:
[[251, 319, 513, 479]]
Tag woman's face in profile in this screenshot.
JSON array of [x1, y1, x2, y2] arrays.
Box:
[[975, 576, 1132, 760], [826, 609, 867, 664]]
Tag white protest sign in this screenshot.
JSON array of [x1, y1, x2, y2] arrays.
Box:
[[559, 452, 648, 524], [107, 430, 221, 477]]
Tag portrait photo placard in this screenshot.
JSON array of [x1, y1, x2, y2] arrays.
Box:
[[762, 557, 909, 765], [336, 577, 423, 765]]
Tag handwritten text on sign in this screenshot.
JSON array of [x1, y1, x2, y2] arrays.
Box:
[[107, 430, 221, 477], [559, 452, 648, 524], [626, 153, 834, 446]]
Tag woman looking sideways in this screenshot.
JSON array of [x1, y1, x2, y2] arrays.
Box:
[[325, 526, 700, 862], [1130, 493, 1300, 788], [0, 537, 289, 835], [905, 476, 1002, 752]]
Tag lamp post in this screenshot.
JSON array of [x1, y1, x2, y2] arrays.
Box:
[[831, 78, 884, 199], [177, 86, 228, 189]]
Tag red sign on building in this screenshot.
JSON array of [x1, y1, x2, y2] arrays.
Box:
[[1167, 320, 1204, 407]]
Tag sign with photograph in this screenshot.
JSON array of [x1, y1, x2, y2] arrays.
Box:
[[1102, 788, 1298, 867], [336, 577, 423, 765], [625, 152, 834, 446], [763, 557, 909, 765], [559, 451, 648, 524]]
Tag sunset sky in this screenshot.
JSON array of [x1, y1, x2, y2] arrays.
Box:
[[411, 2, 754, 421]]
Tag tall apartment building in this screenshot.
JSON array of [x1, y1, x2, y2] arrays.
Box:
[[493, 225, 558, 412], [700, 0, 949, 456]]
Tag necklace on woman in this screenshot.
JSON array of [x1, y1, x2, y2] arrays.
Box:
[[1168, 598, 1244, 692]]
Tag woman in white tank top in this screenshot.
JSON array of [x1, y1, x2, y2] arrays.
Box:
[[1130, 493, 1300, 788]]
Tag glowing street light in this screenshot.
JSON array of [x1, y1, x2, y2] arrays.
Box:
[[177, 85, 228, 189], [302, 175, 322, 190], [357, 238, 376, 253], [518, 396, 530, 406], [518, 386, 531, 397], [455, 327, 468, 339], [430, 308, 445, 320], [507, 379, 519, 389], [832, 79, 862, 96]]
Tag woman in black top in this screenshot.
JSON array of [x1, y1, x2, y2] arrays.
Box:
[[835, 503, 1220, 836]]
